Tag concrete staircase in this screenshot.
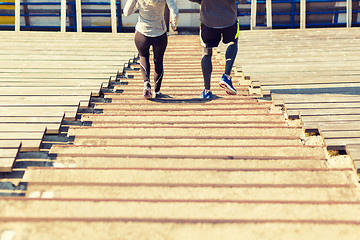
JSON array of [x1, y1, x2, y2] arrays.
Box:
[[1, 35, 360, 239]]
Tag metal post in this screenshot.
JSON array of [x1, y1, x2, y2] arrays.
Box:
[[300, 0, 306, 29], [75, 0, 82, 32], [347, 0, 352, 27], [266, 0, 272, 28], [61, 0, 66, 32], [110, 0, 117, 33], [14, 0, 20, 31], [250, 0, 257, 30]]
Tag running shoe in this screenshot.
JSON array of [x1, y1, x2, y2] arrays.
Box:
[[219, 74, 237, 95], [143, 81, 152, 99], [154, 91, 162, 98], [200, 89, 213, 99]]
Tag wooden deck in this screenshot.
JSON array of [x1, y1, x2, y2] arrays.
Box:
[[0, 31, 138, 171], [223, 27, 360, 171], [1, 30, 360, 238]]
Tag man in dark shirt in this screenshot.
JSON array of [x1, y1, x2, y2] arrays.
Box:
[[190, 0, 239, 98]]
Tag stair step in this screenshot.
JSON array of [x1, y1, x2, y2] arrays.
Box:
[[51, 156, 327, 169], [2, 197, 360, 221], [26, 182, 360, 201], [80, 114, 285, 122], [22, 168, 353, 185], [87, 122, 288, 127], [67, 126, 303, 138], [98, 109, 271, 115], [73, 136, 302, 146], [1, 220, 360, 240], [49, 145, 325, 158]]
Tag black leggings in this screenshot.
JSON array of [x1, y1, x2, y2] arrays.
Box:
[[134, 31, 168, 93]]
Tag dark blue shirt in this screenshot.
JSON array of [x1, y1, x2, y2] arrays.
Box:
[[199, 0, 237, 28]]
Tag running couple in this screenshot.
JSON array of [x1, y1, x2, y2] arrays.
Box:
[[124, 0, 239, 99]]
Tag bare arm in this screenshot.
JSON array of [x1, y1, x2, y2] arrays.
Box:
[[166, 0, 179, 30], [123, 0, 139, 17]]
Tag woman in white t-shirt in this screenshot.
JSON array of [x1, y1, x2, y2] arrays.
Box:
[[124, 0, 179, 99]]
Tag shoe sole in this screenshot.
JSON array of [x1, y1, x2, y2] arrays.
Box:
[[143, 89, 152, 100], [219, 82, 237, 95]]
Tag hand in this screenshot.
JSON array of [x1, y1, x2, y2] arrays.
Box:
[[144, 0, 154, 6], [170, 21, 177, 31]]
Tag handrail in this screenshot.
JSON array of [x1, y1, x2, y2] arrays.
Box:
[[0, 0, 120, 32], [1, 0, 359, 31], [238, 0, 359, 29]]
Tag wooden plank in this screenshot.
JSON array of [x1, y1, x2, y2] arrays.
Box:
[[22, 168, 352, 185], [284, 102, 360, 109], [272, 94, 360, 103], [24, 182, 359, 201], [300, 0, 305, 29], [0, 82, 104, 88], [301, 115, 360, 122], [3, 221, 360, 240], [0, 98, 89, 109], [324, 138, 360, 150], [0, 61, 123, 69], [0, 69, 119, 74], [0, 108, 77, 121], [0, 123, 60, 134], [0, 132, 44, 140], [0, 139, 42, 152], [262, 84, 360, 92], [0, 124, 47, 132], [0, 51, 136, 58], [0, 130, 44, 152], [0, 73, 113, 79], [304, 121, 359, 129], [0, 96, 88, 106], [0, 158, 18, 172], [346, 144, 360, 170], [0, 140, 22, 148], [0, 89, 96, 96], [321, 131, 360, 139], [289, 108, 360, 116], [0, 142, 21, 172], [0, 55, 134, 61], [319, 123, 360, 131], [346, 144, 360, 161]]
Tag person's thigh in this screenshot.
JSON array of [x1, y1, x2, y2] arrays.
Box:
[[200, 23, 221, 48], [151, 33, 168, 61], [134, 31, 151, 57], [222, 21, 239, 44]]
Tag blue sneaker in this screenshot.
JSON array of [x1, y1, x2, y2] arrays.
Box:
[[219, 74, 237, 95], [200, 90, 213, 99]]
